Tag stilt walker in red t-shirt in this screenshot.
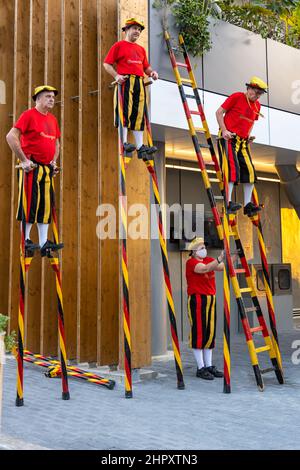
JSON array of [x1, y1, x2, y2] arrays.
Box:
[[216, 76, 268, 216], [185, 237, 225, 380], [103, 17, 159, 159], [7, 85, 63, 255], [6, 85, 69, 406]]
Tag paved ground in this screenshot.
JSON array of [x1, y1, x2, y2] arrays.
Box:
[[1, 328, 300, 450]]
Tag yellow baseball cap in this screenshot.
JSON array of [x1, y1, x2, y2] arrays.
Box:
[[122, 18, 145, 31], [188, 237, 206, 251], [32, 85, 58, 101], [246, 76, 268, 93]]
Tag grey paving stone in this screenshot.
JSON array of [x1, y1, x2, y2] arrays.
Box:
[[1, 330, 300, 450]]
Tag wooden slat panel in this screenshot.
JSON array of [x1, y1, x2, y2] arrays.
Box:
[[3, 0, 151, 367], [77, 0, 98, 362], [25, 0, 45, 354], [41, 0, 61, 356], [60, 0, 79, 360], [98, 0, 119, 365], [8, 0, 31, 336], [119, 0, 151, 367], [0, 1, 14, 318]]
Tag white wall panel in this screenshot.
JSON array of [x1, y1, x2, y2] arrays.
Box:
[[152, 79, 300, 152]]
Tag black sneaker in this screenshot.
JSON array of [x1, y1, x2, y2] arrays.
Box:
[[227, 201, 242, 213], [243, 202, 262, 216], [137, 144, 157, 160], [25, 239, 40, 256], [41, 239, 64, 258], [205, 366, 224, 378], [196, 367, 214, 380], [123, 142, 136, 155]]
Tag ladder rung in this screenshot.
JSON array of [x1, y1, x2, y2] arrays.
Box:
[[171, 46, 183, 52], [260, 367, 275, 375], [255, 345, 271, 354], [181, 78, 193, 84], [250, 326, 264, 333], [190, 110, 200, 115], [186, 94, 196, 100], [234, 268, 246, 274], [195, 127, 206, 133], [176, 62, 188, 68], [240, 287, 252, 293], [199, 144, 210, 149], [245, 306, 258, 313]]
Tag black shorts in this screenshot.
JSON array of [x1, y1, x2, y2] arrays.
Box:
[[187, 294, 216, 349], [217, 132, 257, 184], [17, 161, 55, 224], [114, 75, 146, 131]]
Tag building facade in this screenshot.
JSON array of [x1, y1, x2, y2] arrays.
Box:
[[0, 0, 299, 366]]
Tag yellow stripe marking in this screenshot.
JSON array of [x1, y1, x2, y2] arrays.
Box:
[[223, 335, 231, 371]]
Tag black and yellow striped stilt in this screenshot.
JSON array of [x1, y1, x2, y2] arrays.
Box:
[[115, 80, 185, 395], [48, 181, 70, 400], [16, 169, 28, 406], [15, 167, 70, 404], [117, 84, 133, 398], [221, 151, 231, 394], [250, 188, 283, 376], [143, 101, 185, 389]]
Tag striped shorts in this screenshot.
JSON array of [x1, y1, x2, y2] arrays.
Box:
[[17, 161, 55, 224], [217, 132, 257, 184], [114, 75, 146, 131], [187, 294, 216, 349]]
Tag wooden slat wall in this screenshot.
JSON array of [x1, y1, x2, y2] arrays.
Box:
[[60, 0, 79, 360], [78, 0, 98, 361], [0, 2, 14, 319], [26, 0, 45, 353], [98, 0, 119, 366], [0, 0, 150, 367], [9, 0, 31, 339], [119, 0, 151, 367], [41, 0, 61, 356]]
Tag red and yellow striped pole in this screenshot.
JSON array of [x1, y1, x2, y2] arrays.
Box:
[[165, 31, 224, 243], [178, 34, 224, 186], [50, 181, 70, 400], [143, 101, 185, 389], [117, 84, 133, 398], [179, 35, 283, 384], [220, 139, 231, 393]]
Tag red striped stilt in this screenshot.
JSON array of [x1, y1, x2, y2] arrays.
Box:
[[143, 100, 185, 390], [49, 180, 70, 400], [117, 83, 133, 398], [250, 187, 283, 376], [221, 141, 231, 394], [23, 350, 115, 389], [15, 168, 28, 406]]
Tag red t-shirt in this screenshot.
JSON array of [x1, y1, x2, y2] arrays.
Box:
[[104, 40, 150, 77], [222, 92, 261, 139], [14, 108, 60, 164], [186, 257, 216, 296]]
